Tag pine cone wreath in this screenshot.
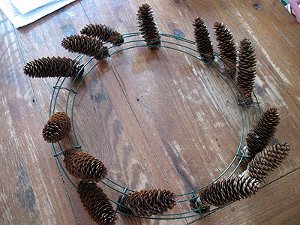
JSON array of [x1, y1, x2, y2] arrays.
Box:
[[137, 4, 161, 47], [200, 176, 259, 207], [80, 23, 124, 46], [214, 22, 237, 79], [24, 56, 84, 78], [42, 112, 71, 143], [63, 149, 108, 182], [245, 142, 290, 181], [78, 181, 116, 225], [62, 35, 109, 60], [246, 108, 280, 158], [237, 38, 257, 107], [193, 17, 214, 62], [119, 189, 176, 216]]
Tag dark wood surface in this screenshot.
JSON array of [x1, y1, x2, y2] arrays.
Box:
[[1, 0, 300, 224]]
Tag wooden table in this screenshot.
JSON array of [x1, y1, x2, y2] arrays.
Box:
[[1, 0, 300, 224]]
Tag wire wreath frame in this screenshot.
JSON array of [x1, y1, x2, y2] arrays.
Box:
[[48, 32, 262, 221]]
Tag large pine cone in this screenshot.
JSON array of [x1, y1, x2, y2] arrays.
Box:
[[214, 22, 237, 79], [80, 23, 124, 46], [246, 108, 280, 158], [200, 176, 259, 206], [63, 149, 108, 182], [137, 4, 161, 47], [62, 35, 109, 60], [119, 189, 176, 216], [193, 18, 214, 62], [24, 57, 83, 78], [42, 112, 71, 143], [245, 142, 290, 181], [237, 38, 256, 107], [78, 181, 116, 225]]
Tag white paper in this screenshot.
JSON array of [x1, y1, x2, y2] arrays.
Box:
[[0, 0, 76, 28], [10, 0, 64, 14]]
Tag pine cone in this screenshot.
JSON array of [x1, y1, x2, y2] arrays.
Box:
[[24, 56, 84, 78], [42, 112, 71, 143], [246, 108, 280, 158], [214, 22, 237, 79], [80, 23, 124, 46], [237, 39, 257, 107], [119, 189, 176, 216], [62, 35, 109, 60], [63, 149, 108, 182], [200, 176, 259, 207], [137, 4, 161, 47], [193, 18, 214, 62], [78, 181, 116, 225], [245, 142, 290, 181]]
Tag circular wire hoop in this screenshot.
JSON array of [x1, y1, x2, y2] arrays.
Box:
[[48, 32, 261, 220]]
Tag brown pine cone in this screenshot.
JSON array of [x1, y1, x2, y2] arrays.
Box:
[[120, 189, 176, 216], [200, 176, 259, 207], [246, 108, 280, 158], [62, 35, 109, 60], [237, 38, 257, 107], [63, 149, 108, 182], [24, 56, 84, 78], [193, 18, 214, 62], [245, 142, 290, 181], [42, 112, 71, 143], [214, 22, 237, 79], [78, 181, 116, 225], [80, 23, 124, 46], [137, 4, 161, 47]]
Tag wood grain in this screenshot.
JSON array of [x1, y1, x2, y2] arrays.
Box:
[[1, 0, 300, 224], [0, 12, 76, 225]]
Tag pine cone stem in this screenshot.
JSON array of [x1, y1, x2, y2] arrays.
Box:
[[137, 4, 161, 48], [193, 18, 214, 62], [24, 57, 84, 78], [78, 181, 116, 225], [81, 23, 124, 46], [63, 149, 108, 182], [214, 22, 237, 79], [62, 35, 109, 60]]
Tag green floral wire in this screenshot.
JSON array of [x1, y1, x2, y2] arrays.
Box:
[[48, 32, 261, 220]]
